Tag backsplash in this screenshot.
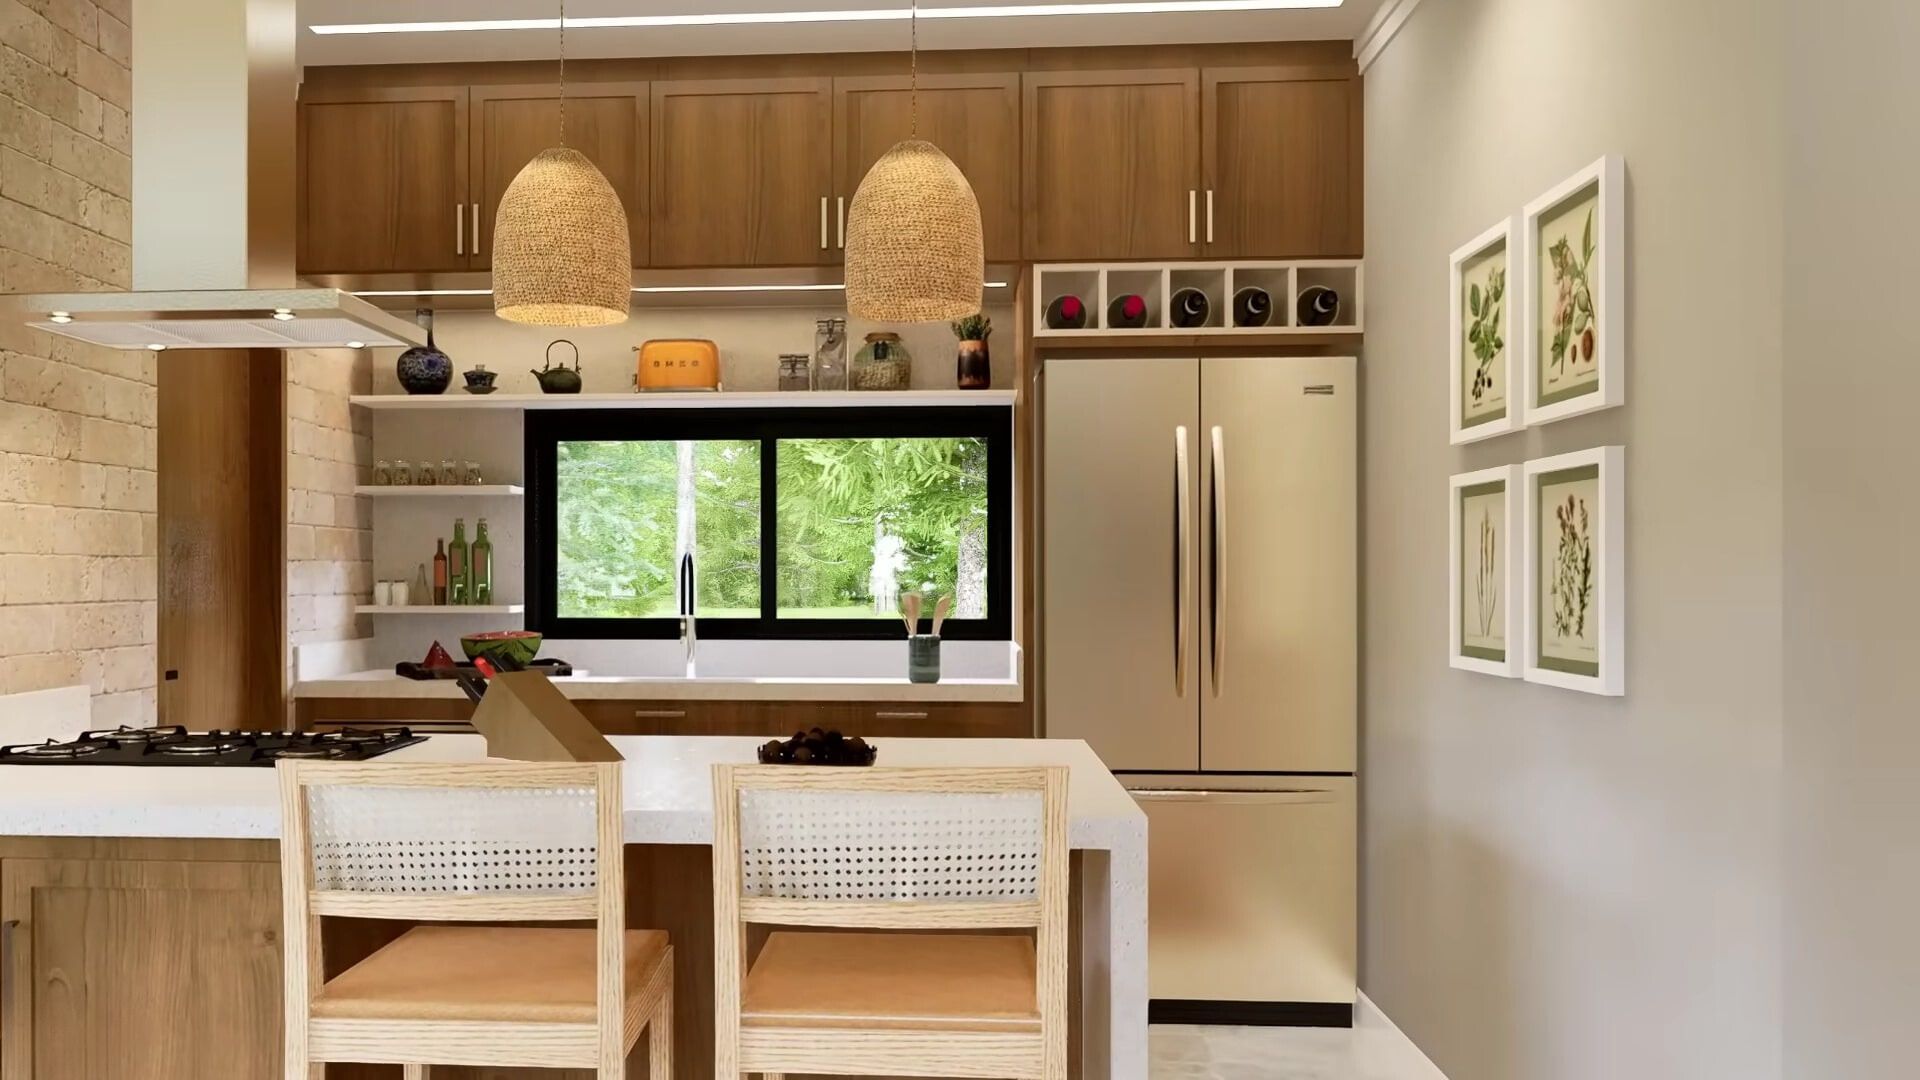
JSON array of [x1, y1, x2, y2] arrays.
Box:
[[369, 304, 1018, 397]]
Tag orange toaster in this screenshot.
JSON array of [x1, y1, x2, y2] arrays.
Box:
[[634, 339, 722, 392]]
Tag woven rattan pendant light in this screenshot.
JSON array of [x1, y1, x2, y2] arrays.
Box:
[[493, 0, 631, 327], [843, 3, 984, 323]]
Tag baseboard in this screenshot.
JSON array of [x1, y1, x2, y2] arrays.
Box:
[[1355, 991, 1450, 1080], [1149, 999, 1353, 1028]]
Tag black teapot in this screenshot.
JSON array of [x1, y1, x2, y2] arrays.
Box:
[[532, 339, 583, 394]]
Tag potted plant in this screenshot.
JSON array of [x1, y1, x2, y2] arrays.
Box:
[[951, 312, 992, 390]]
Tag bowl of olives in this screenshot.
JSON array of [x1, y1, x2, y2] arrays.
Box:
[[757, 727, 877, 766]]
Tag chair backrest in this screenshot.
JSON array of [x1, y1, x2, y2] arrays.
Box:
[[711, 765, 1070, 1067], [278, 762, 625, 1058]]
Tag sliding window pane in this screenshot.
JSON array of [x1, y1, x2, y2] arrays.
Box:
[[776, 437, 990, 620], [554, 439, 760, 618]]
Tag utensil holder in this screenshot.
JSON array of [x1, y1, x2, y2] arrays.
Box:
[[908, 634, 942, 684]]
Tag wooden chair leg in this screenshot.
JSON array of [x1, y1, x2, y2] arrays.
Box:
[[648, 967, 674, 1080], [402, 1067, 429, 1080]]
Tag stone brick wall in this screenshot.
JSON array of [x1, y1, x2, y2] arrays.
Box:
[[286, 350, 372, 664], [0, 0, 153, 722]]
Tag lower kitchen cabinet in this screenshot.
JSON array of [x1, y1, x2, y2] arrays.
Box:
[[0, 845, 282, 1079], [298, 697, 1032, 738]]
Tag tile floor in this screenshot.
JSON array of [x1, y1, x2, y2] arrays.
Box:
[[1151, 1024, 1411, 1080]]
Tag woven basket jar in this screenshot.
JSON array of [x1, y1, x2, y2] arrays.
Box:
[[844, 140, 984, 323], [492, 147, 632, 327]]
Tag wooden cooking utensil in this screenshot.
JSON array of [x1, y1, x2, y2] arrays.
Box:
[[931, 595, 953, 637], [902, 592, 923, 636]]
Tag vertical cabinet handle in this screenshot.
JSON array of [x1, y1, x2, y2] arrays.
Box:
[[1, 918, 17, 1032], [820, 196, 830, 250], [455, 203, 464, 256], [1173, 425, 1193, 698], [836, 196, 846, 249], [1205, 189, 1215, 244], [472, 202, 482, 255], [1209, 425, 1227, 697], [1187, 190, 1197, 245]]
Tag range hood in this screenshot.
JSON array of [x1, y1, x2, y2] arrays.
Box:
[[3, 0, 424, 351]]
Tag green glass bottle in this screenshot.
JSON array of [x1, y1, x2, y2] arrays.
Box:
[[471, 518, 493, 606], [448, 518, 469, 606]]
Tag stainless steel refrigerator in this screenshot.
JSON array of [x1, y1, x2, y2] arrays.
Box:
[[1042, 354, 1357, 1023]]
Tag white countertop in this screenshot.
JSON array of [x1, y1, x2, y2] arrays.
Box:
[[0, 735, 1141, 849], [292, 671, 1024, 703]]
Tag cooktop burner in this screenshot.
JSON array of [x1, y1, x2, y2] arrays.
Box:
[[0, 726, 428, 766]]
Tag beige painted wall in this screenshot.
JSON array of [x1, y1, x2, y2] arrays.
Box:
[[0, 0, 153, 724], [1360, 1, 1783, 1077], [1783, 2, 1920, 1076]]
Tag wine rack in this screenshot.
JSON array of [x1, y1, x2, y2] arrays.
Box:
[[1032, 259, 1363, 339]]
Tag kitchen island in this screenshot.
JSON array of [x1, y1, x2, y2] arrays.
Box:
[[0, 735, 1144, 1080]]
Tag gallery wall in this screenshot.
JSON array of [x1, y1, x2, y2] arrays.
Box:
[[1782, 0, 1920, 1075], [1359, 0, 1784, 1077]]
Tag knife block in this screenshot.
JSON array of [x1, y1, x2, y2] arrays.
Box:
[[467, 671, 623, 762]]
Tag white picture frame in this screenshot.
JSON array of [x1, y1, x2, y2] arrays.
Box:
[[1449, 465, 1521, 677], [1522, 155, 1626, 427], [1522, 446, 1626, 695], [1449, 218, 1519, 444]]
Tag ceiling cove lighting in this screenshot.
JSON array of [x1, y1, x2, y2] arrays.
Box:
[[353, 282, 1011, 298], [309, 1, 1341, 35]]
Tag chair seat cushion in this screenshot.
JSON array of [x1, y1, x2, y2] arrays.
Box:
[[742, 931, 1040, 1031], [313, 925, 669, 1024]]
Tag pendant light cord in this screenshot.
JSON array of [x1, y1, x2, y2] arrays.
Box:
[[910, 0, 918, 138], [558, 0, 568, 147]]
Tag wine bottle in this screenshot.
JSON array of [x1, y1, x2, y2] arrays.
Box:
[[1106, 293, 1149, 329], [448, 519, 469, 606], [432, 540, 448, 606], [1297, 285, 1341, 327], [472, 518, 494, 606], [1231, 286, 1273, 327], [1170, 287, 1211, 328], [1044, 294, 1088, 330]]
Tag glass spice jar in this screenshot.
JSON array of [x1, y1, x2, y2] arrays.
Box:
[[778, 354, 812, 391], [851, 332, 912, 391], [813, 317, 848, 391]]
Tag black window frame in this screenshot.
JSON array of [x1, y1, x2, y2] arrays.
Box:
[[526, 405, 1012, 641]]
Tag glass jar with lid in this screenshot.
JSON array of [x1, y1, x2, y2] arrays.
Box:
[[813, 317, 848, 391], [851, 332, 912, 391], [778, 354, 812, 391]]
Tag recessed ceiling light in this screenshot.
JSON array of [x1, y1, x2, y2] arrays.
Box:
[[346, 341, 367, 349], [310, 1, 1341, 35], [147, 343, 168, 351], [49, 311, 72, 323], [271, 308, 296, 321]]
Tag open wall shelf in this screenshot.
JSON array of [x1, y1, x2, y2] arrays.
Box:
[[350, 390, 1018, 411], [1032, 261, 1364, 340]]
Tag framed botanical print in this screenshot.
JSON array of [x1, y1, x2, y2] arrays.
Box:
[[1449, 219, 1518, 444], [1522, 155, 1626, 426], [1450, 465, 1521, 676], [1522, 446, 1625, 695]]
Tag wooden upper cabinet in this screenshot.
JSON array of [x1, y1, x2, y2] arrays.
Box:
[[650, 78, 834, 268], [298, 86, 469, 274], [833, 73, 1022, 263], [471, 84, 650, 269], [1023, 70, 1200, 262], [1203, 67, 1362, 258]]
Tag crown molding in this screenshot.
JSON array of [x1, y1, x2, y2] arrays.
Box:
[[1354, 0, 1426, 72]]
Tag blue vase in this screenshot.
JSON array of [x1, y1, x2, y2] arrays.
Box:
[[396, 309, 452, 395]]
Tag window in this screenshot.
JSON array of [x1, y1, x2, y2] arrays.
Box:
[[527, 407, 1011, 640]]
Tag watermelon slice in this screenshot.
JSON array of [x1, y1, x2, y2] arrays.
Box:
[[461, 630, 544, 668]]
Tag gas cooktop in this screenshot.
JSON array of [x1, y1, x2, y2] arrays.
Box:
[[0, 725, 427, 766]]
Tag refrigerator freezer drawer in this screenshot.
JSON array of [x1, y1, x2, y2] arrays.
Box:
[[1133, 776, 1356, 1005]]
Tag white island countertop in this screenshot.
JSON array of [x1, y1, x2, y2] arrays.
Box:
[[292, 671, 1024, 704]]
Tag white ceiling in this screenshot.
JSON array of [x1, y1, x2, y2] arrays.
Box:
[[296, 0, 1386, 66]]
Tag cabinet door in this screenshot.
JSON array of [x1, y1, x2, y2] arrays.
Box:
[[650, 78, 834, 267], [471, 83, 650, 270], [834, 74, 1022, 262], [1023, 70, 1199, 261], [1198, 356, 1356, 774], [1203, 67, 1362, 258], [1, 858, 281, 1079], [298, 86, 469, 273]]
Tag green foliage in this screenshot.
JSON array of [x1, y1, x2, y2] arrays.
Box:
[[950, 312, 992, 341], [553, 436, 989, 622]]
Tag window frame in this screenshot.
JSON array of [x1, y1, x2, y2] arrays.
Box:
[[526, 405, 1013, 641]]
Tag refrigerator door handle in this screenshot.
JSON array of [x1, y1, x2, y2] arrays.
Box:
[[1130, 788, 1337, 805], [1174, 425, 1193, 698], [1208, 424, 1227, 697]]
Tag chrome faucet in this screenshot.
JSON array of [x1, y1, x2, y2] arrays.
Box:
[[678, 551, 698, 677]]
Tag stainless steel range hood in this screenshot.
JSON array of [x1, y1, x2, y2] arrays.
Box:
[[4, 0, 423, 351]]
